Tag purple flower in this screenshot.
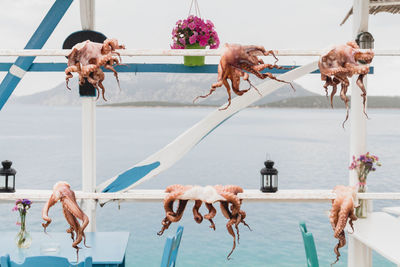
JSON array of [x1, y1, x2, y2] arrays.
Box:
[[22, 199, 32, 206]]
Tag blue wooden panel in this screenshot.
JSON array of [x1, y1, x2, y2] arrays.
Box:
[[0, 62, 375, 74], [0, 232, 128, 267], [0, 0, 73, 110]]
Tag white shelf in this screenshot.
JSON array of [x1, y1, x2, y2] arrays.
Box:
[[1, 189, 400, 203], [350, 212, 400, 265], [0, 49, 398, 57]]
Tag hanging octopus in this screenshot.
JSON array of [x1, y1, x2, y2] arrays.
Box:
[[65, 38, 125, 101], [329, 185, 358, 265], [158, 184, 250, 259], [42, 181, 90, 258], [319, 41, 374, 127], [194, 43, 294, 110]]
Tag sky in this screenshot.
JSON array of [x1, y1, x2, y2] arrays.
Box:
[[0, 0, 399, 96]]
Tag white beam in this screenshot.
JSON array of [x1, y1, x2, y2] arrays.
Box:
[[369, 1, 400, 7], [81, 97, 96, 232], [0, 49, 399, 57], [349, 1, 372, 267], [80, 0, 95, 30], [79, 0, 97, 232], [0, 189, 400, 203]]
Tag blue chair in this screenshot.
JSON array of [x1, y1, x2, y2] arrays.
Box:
[[160, 226, 184, 267], [299, 221, 319, 267], [0, 254, 92, 267]]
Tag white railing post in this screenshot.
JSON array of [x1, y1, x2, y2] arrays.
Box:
[[80, 0, 97, 232], [81, 97, 96, 232], [348, 0, 372, 266]]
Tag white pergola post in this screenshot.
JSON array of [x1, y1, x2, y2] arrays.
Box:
[[348, 0, 371, 266], [80, 0, 97, 232]]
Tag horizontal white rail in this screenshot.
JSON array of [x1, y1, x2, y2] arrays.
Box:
[[0, 49, 398, 57], [369, 1, 400, 7], [0, 189, 400, 203]]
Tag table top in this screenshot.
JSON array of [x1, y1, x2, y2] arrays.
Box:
[[350, 212, 400, 264], [0, 232, 129, 264]]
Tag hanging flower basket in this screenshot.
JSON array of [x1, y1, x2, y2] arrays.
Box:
[[171, 15, 220, 66]]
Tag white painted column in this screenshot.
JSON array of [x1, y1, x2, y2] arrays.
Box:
[[81, 97, 97, 232], [80, 0, 97, 232], [80, 0, 95, 30], [348, 0, 371, 266]]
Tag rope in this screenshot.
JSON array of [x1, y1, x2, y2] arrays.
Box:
[[188, 0, 202, 17]]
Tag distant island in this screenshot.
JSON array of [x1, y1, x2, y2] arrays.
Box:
[[101, 95, 400, 109], [11, 73, 400, 109]]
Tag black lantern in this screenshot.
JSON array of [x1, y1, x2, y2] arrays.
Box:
[[356, 31, 374, 49], [260, 160, 278, 193], [0, 160, 16, 192]]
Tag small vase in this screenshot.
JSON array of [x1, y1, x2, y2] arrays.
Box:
[[184, 43, 206, 66], [355, 185, 367, 218], [356, 199, 367, 218], [15, 228, 32, 249]]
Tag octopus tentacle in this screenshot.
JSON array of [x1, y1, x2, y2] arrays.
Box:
[[204, 203, 217, 230], [330, 185, 357, 265], [319, 42, 373, 125], [193, 200, 203, 223], [41, 181, 90, 258], [65, 39, 125, 101]]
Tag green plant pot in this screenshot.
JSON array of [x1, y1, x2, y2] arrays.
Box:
[[184, 43, 206, 66]]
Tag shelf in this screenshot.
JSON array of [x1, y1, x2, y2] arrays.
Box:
[[1, 189, 400, 203]]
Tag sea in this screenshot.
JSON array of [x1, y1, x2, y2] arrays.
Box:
[[0, 104, 399, 267]]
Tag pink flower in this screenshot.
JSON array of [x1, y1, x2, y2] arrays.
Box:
[[199, 38, 208, 47], [189, 32, 198, 44], [12, 206, 18, 211], [188, 22, 196, 30], [16, 222, 21, 226], [206, 20, 214, 28], [171, 16, 219, 49], [179, 38, 186, 46]]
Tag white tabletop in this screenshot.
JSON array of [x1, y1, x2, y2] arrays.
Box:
[[350, 212, 400, 265]]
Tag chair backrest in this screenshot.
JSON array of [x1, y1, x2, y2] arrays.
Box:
[[299, 221, 319, 267], [161, 225, 184, 267], [0, 254, 92, 267]]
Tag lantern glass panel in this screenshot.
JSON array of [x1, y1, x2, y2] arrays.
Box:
[[0, 177, 4, 190], [272, 174, 278, 188]]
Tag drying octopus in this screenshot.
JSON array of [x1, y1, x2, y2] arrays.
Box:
[[194, 43, 294, 110], [158, 184, 250, 259], [65, 38, 125, 101], [329, 185, 358, 265], [319, 41, 374, 127], [42, 182, 90, 257]]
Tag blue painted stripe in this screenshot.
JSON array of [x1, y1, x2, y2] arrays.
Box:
[[102, 161, 161, 193], [0, 63, 376, 74], [0, 0, 73, 110], [199, 112, 238, 144]]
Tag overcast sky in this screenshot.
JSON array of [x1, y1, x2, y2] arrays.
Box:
[[0, 0, 399, 96]]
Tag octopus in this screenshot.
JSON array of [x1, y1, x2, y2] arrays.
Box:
[[158, 184, 250, 259], [329, 185, 358, 265], [193, 43, 294, 110], [42, 181, 89, 257], [319, 41, 374, 127], [65, 39, 125, 101]]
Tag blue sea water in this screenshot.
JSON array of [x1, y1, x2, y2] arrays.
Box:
[[0, 104, 399, 266]]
